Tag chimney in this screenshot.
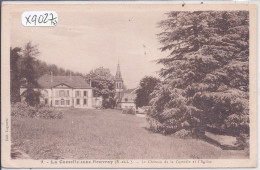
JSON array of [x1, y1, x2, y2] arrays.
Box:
[[70, 71, 72, 80], [50, 71, 53, 82], [89, 79, 92, 87]]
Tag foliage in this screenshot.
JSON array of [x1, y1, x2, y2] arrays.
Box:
[[19, 42, 42, 106], [21, 89, 41, 107], [11, 102, 37, 117], [10, 47, 22, 103], [149, 11, 249, 137], [173, 129, 192, 139], [135, 76, 160, 108], [122, 108, 136, 115], [235, 134, 249, 155], [102, 97, 116, 109], [11, 42, 84, 105], [35, 61, 83, 77], [146, 116, 164, 133], [85, 67, 116, 108], [11, 102, 63, 119]]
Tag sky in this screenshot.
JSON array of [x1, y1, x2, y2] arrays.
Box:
[[10, 5, 168, 88]]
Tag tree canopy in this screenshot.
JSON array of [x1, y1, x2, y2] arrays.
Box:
[[85, 67, 116, 108], [135, 76, 160, 108], [10, 47, 22, 103], [10, 42, 84, 106], [149, 11, 249, 137]]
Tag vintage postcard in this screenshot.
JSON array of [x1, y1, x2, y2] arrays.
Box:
[[1, 1, 258, 168]]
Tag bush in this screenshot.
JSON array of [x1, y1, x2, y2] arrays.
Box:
[[102, 97, 115, 109], [137, 106, 152, 114], [146, 117, 164, 133], [235, 134, 249, 152], [173, 129, 192, 139], [11, 102, 37, 117], [11, 102, 63, 119], [37, 106, 63, 119], [122, 108, 136, 115]]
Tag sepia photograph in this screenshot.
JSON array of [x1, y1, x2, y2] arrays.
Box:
[[1, 2, 258, 168]]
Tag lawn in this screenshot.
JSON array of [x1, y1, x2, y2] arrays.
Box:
[[11, 108, 248, 159]]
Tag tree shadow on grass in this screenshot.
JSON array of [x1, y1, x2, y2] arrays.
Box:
[[142, 126, 245, 151], [198, 135, 244, 150]]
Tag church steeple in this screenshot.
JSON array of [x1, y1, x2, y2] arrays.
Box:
[[115, 62, 124, 101], [115, 63, 123, 80]]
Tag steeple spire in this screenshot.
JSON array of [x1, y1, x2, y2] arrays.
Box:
[[115, 60, 124, 102], [115, 62, 122, 80]]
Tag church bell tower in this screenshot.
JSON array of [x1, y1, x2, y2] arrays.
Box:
[[115, 63, 124, 100]]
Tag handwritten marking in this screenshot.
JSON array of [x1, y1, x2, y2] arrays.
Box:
[[22, 11, 58, 27]]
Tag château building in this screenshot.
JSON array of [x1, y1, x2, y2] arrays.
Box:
[[20, 74, 96, 108]]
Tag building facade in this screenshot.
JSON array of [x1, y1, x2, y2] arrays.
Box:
[[119, 89, 137, 109], [20, 74, 94, 108]]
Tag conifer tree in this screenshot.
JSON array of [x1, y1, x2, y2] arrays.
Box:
[[20, 42, 41, 106], [10, 47, 22, 103], [149, 11, 249, 137]]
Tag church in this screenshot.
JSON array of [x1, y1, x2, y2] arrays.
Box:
[[114, 63, 137, 109]]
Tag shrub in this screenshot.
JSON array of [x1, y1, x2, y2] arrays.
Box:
[[11, 102, 37, 117], [137, 106, 152, 114], [11, 102, 63, 119], [122, 108, 136, 115], [37, 106, 63, 119], [146, 117, 164, 133], [102, 97, 116, 109], [235, 134, 249, 153], [173, 129, 192, 139]]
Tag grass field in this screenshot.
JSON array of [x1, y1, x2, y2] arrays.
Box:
[[11, 108, 248, 159]]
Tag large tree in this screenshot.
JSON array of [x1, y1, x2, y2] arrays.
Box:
[[10, 47, 22, 103], [135, 76, 160, 108], [20, 42, 41, 106], [149, 11, 249, 137], [85, 67, 116, 108]]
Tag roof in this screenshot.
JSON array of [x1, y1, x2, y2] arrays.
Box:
[[38, 74, 91, 89], [119, 88, 137, 103], [122, 88, 137, 94], [120, 93, 136, 103]]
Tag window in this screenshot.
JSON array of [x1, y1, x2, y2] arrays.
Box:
[[55, 100, 59, 105], [84, 99, 87, 105], [75, 91, 81, 97], [125, 98, 128, 102], [66, 90, 70, 97], [84, 91, 88, 97], [66, 100, 70, 105], [59, 90, 65, 97], [61, 99, 65, 105], [55, 91, 59, 97], [76, 99, 80, 105], [45, 99, 48, 105]]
